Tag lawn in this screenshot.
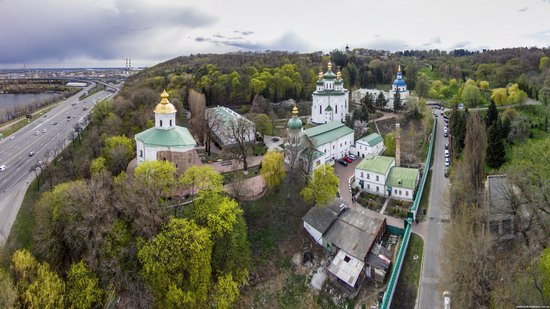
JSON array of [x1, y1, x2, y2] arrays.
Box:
[[392, 233, 424, 309]]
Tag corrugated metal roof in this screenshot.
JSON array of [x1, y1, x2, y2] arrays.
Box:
[[387, 167, 419, 190], [135, 126, 197, 147], [355, 155, 394, 175], [304, 122, 354, 147], [302, 199, 348, 235], [358, 133, 384, 147]]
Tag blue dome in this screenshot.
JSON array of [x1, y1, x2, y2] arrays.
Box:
[[393, 78, 407, 87]]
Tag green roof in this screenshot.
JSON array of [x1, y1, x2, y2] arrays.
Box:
[[387, 167, 419, 190], [358, 133, 384, 147], [325, 105, 333, 112], [135, 126, 197, 147], [355, 155, 394, 175], [301, 147, 324, 159], [287, 116, 303, 130], [323, 70, 336, 79], [304, 122, 354, 147], [313, 90, 346, 96]]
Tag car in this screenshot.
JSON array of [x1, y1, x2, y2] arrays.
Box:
[[445, 149, 450, 158], [337, 159, 348, 166], [9, 135, 14, 140], [445, 143, 449, 150], [444, 132, 449, 138], [443, 291, 451, 309], [444, 169, 449, 178], [71, 103, 76, 106], [445, 157, 450, 167], [34, 131, 40, 136], [51, 122, 57, 125], [0, 165, 6, 172], [440, 111, 444, 115], [42, 128, 47, 133], [29, 151, 35, 156], [343, 157, 353, 163], [444, 128, 448, 134], [348, 154, 357, 160], [38, 160, 43, 166]]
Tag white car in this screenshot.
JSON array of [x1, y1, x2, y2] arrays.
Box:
[[9, 136, 14, 140], [445, 149, 450, 158], [0, 165, 6, 172], [445, 157, 450, 167], [443, 291, 451, 309]]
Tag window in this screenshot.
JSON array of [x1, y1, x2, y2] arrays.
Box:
[[169, 119, 172, 126], [345, 141, 347, 145], [376, 186, 379, 192], [394, 189, 397, 194], [502, 219, 513, 235], [320, 106, 322, 114], [406, 191, 409, 196], [367, 184, 370, 189], [160, 120, 163, 127], [489, 221, 499, 236], [367, 173, 370, 179], [399, 190, 402, 195], [376, 175, 379, 182], [139, 150, 143, 158], [344, 255, 351, 262], [361, 172, 364, 177], [333, 145, 335, 149], [340, 143, 342, 147], [336, 105, 338, 114]]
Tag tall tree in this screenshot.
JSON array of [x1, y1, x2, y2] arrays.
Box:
[[486, 100, 499, 127], [376, 91, 387, 109], [223, 117, 255, 172], [486, 121, 506, 169], [415, 73, 430, 98], [300, 165, 339, 207], [463, 112, 487, 201], [393, 90, 402, 112], [260, 150, 286, 190], [361, 92, 376, 113]]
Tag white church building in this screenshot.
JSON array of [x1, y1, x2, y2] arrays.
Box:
[[351, 65, 409, 109], [311, 62, 350, 124], [135, 90, 200, 173]]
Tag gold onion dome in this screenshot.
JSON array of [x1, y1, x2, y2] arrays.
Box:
[[154, 90, 177, 114], [287, 105, 302, 130]]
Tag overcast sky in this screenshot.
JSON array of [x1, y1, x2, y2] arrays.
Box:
[[1, 0, 550, 69]]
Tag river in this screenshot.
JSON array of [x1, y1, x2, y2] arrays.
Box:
[[0, 93, 62, 109]]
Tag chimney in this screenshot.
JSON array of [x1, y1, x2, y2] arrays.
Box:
[[395, 123, 401, 167]]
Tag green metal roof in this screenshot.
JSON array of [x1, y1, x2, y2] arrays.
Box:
[[355, 155, 394, 175], [313, 90, 346, 96], [135, 126, 197, 147], [325, 105, 333, 112], [304, 122, 354, 147], [323, 70, 337, 79], [387, 167, 419, 190], [301, 147, 324, 159], [358, 133, 384, 147]]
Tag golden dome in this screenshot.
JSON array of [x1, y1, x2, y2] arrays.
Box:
[[318, 71, 323, 80], [327, 61, 332, 71], [154, 90, 177, 114], [292, 104, 299, 116]]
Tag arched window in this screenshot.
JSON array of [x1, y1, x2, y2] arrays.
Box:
[[169, 119, 172, 126], [319, 106, 321, 114], [160, 120, 163, 127], [140, 150, 143, 158]]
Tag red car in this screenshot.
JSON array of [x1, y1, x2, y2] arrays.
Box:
[[343, 156, 353, 163]]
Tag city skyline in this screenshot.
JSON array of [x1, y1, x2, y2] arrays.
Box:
[[1, 0, 550, 68]]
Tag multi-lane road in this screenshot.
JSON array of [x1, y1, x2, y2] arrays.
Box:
[[0, 84, 114, 243]]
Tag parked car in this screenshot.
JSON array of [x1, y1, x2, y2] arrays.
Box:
[[9, 136, 14, 140], [0, 165, 6, 172], [445, 150, 450, 158], [445, 157, 450, 167], [444, 132, 449, 138], [443, 291, 451, 309], [337, 159, 348, 166], [42, 128, 47, 133], [348, 154, 357, 160], [29, 151, 35, 157], [445, 143, 449, 150], [343, 157, 353, 163], [444, 169, 449, 178]]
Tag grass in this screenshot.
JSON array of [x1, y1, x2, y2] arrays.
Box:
[[417, 170, 432, 221], [392, 233, 424, 309], [0, 105, 57, 137]]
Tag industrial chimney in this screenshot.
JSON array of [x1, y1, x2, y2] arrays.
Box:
[[395, 123, 401, 167]]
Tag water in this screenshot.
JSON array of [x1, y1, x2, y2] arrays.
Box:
[[0, 93, 61, 109]]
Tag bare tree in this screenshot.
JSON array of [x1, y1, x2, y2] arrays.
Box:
[[353, 120, 369, 139], [464, 112, 487, 204], [203, 110, 224, 156], [227, 172, 251, 202], [223, 117, 255, 172]]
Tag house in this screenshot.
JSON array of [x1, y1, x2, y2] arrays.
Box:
[[386, 167, 420, 201], [135, 90, 200, 173], [354, 155, 395, 196], [304, 122, 354, 164], [354, 133, 385, 158], [205, 106, 256, 148], [302, 200, 391, 293], [485, 175, 515, 240]]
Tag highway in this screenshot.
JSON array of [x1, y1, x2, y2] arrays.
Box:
[[416, 109, 452, 308], [0, 84, 114, 243]]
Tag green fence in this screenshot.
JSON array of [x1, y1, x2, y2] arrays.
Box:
[[380, 117, 437, 309]]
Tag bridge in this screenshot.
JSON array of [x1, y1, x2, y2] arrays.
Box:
[[0, 77, 121, 92]]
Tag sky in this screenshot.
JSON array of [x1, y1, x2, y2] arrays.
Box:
[[1, 0, 550, 69]]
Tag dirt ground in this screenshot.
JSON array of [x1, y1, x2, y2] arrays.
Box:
[[376, 116, 430, 165]]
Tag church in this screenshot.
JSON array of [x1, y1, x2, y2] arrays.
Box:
[[135, 90, 200, 173], [351, 66, 409, 109], [311, 62, 350, 124]]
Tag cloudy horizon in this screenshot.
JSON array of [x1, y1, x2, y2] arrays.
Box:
[[1, 0, 550, 69]]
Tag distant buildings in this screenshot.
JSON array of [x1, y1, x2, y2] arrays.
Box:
[[311, 62, 350, 124], [135, 90, 199, 173]]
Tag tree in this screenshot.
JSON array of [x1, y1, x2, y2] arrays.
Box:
[[260, 150, 286, 190], [486, 100, 499, 126], [539, 87, 550, 106], [353, 120, 369, 139], [463, 112, 487, 201], [361, 92, 376, 113], [491, 88, 508, 106], [223, 117, 255, 172], [415, 74, 430, 98], [449, 107, 467, 157], [138, 218, 213, 308], [89, 156, 107, 175], [248, 113, 273, 137], [134, 160, 177, 200], [441, 207, 495, 308], [479, 80, 489, 91], [300, 165, 339, 207], [486, 121, 506, 169], [179, 165, 224, 199], [384, 131, 396, 156], [508, 83, 527, 104], [0, 268, 17, 308], [376, 91, 387, 109], [12, 250, 65, 309], [393, 90, 402, 112], [461, 83, 482, 107], [67, 260, 104, 309], [103, 135, 134, 175]]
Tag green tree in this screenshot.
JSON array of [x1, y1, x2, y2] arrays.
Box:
[[0, 268, 17, 308], [479, 80, 489, 91], [67, 261, 103, 309], [507, 83, 527, 104], [376, 91, 387, 109], [260, 150, 286, 190], [539, 87, 550, 106], [384, 131, 396, 156], [491, 88, 508, 106], [89, 156, 107, 175], [540, 56, 549, 71], [393, 90, 402, 112], [361, 92, 376, 113], [138, 218, 213, 308], [415, 74, 430, 98], [486, 100, 499, 126], [300, 165, 339, 207], [248, 113, 273, 137], [450, 107, 467, 157], [134, 160, 177, 199], [461, 83, 482, 107], [486, 121, 506, 169], [211, 274, 239, 309], [179, 165, 224, 198]]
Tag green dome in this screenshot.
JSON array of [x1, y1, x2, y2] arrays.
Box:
[[287, 116, 303, 130]]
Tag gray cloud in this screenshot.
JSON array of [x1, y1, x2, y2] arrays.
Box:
[[234, 30, 254, 36], [0, 0, 216, 66], [194, 31, 311, 53], [422, 36, 442, 46], [524, 29, 550, 41], [518, 7, 528, 12], [449, 41, 471, 49], [366, 38, 409, 51]]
